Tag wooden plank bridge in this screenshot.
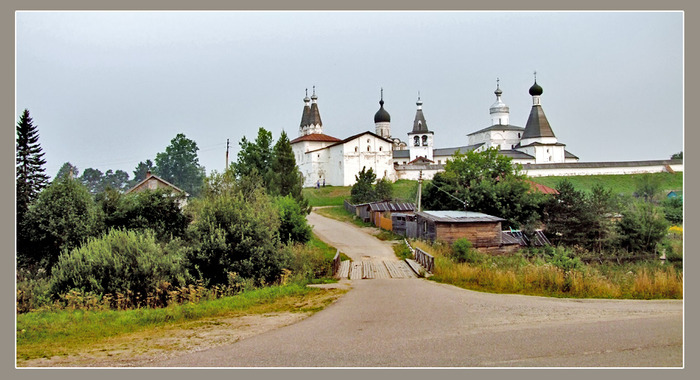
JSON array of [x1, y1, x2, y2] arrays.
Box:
[[335, 258, 423, 280]]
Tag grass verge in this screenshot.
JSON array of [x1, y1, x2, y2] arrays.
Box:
[[17, 283, 346, 362]]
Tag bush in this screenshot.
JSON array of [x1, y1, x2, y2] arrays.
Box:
[[49, 229, 189, 307], [662, 196, 683, 224], [451, 238, 484, 264], [187, 186, 286, 287], [275, 195, 312, 244], [97, 188, 191, 242], [285, 243, 332, 281], [617, 201, 669, 254], [21, 177, 104, 272], [548, 246, 583, 271]]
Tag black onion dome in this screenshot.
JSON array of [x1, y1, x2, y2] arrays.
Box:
[[529, 81, 543, 96], [374, 99, 391, 123]]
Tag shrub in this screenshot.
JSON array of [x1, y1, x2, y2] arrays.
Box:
[[97, 188, 191, 242], [187, 186, 286, 286], [275, 195, 312, 244], [451, 238, 484, 264], [49, 229, 189, 308], [617, 201, 669, 254], [285, 243, 332, 281], [21, 177, 104, 272], [662, 196, 683, 224], [548, 246, 583, 271]]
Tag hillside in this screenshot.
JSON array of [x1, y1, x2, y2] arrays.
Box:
[[302, 173, 682, 207]]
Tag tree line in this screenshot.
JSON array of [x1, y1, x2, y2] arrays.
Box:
[[16, 109, 317, 312], [421, 147, 682, 259]]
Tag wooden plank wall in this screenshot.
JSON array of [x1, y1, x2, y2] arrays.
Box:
[[435, 222, 502, 247]]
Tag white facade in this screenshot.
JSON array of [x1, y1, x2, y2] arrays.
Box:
[[408, 132, 434, 162]]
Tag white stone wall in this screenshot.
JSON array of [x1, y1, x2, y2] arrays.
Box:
[[337, 134, 396, 186], [523, 162, 683, 177]]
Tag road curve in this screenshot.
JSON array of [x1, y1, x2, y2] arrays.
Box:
[[149, 212, 683, 367]]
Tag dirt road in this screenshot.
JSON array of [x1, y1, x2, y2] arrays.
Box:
[[148, 211, 683, 367]]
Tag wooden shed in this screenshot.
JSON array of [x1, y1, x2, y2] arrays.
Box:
[[366, 201, 416, 229], [414, 210, 505, 247]]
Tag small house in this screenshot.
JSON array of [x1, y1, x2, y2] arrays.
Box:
[[125, 171, 189, 208], [414, 210, 506, 247]]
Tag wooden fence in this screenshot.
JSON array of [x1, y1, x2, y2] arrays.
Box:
[[414, 247, 435, 273]]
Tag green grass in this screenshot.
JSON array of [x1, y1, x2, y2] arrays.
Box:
[[302, 179, 418, 207], [314, 206, 371, 228], [302, 173, 682, 207], [303, 186, 350, 207], [17, 282, 342, 361], [308, 233, 350, 261], [528, 172, 683, 196]]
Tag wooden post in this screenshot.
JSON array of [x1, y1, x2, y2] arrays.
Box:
[[417, 170, 422, 212]]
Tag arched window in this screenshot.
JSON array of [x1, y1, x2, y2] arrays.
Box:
[[367, 146, 371, 152], [414, 136, 420, 146], [518, 133, 521, 138], [354, 146, 358, 153], [379, 146, 382, 151], [422, 135, 428, 146]]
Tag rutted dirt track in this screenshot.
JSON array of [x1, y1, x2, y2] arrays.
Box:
[[22, 211, 683, 367]]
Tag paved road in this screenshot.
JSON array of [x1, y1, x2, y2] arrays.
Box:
[[150, 212, 683, 367]]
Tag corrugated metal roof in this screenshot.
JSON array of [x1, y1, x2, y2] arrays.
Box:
[[416, 210, 505, 223], [368, 201, 416, 212]]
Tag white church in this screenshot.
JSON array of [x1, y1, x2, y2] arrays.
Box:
[[291, 78, 579, 187]]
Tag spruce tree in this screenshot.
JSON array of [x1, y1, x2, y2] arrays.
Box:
[[16, 109, 49, 222], [270, 131, 307, 210]]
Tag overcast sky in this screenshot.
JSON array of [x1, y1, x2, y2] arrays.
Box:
[[15, 11, 683, 180]]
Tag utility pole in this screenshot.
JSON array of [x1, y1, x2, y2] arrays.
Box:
[[225, 138, 230, 169], [417, 170, 422, 212]]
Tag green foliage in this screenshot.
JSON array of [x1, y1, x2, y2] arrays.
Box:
[[48, 229, 190, 306], [633, 174, 663, 202], [541, 180, 620, 252], [451, 238, 484, 264], [155, 133, 206, 197], [393, 243, 414, 260], [662, 196, 683, 224], [547, 246, 583, 271], [671, 151, 683, 160], [617, 201, 669, 254], [274, 195, 312, 245], [97, 188, 191, 242], [55, 162, 79, 181], [349, 166, 394, 204], [16, 109, 49, 226], [374, 177, 394, 201], [232, 127, 274, 184], [422, 147, 542, 228], [270, 130, 309, 212], [131, 159, 155, 185], [350, 166, 376, 204], [187, 178, 285, 287], [80, 168, 131, 194], [21, 177, 104, 271]]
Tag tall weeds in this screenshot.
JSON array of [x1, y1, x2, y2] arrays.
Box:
[[413, 240, 682, 299]]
